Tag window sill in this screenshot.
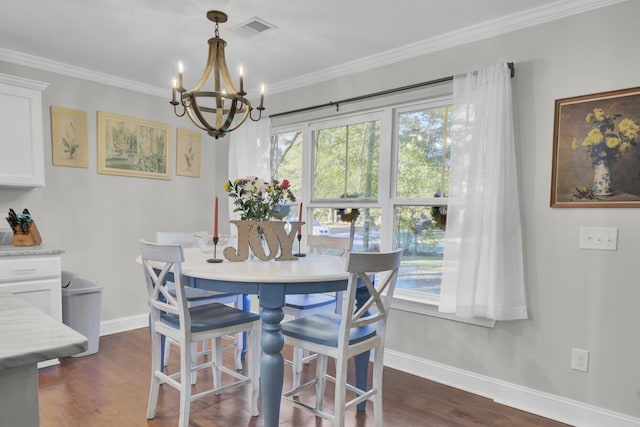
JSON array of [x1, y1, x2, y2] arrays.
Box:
[[391, 295, 496, 328]]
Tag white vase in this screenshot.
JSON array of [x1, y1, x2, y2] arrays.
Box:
[[592, 159, 613, 196]]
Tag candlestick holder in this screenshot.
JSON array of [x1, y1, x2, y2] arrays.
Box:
[[294, 233, 306, 257], [206, 236, 223, 263]]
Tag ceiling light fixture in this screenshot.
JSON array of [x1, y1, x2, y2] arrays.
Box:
[[170, 10, 265, 139]]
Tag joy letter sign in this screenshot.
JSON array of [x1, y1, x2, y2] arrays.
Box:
[[223, 220, 304, 261]]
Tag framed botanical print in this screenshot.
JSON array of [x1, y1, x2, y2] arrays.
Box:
[[97, 112, 171, 180], [551, 87, 640, 207], [51, 106, 88, 168], [176, 128, 201, 177]]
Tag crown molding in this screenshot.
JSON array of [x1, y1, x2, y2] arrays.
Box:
[[268, 0, 628, 94], [0, 0, 628, 97], [0, 48, 165, 97]]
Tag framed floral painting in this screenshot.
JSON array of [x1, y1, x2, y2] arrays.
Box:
[[51, 106, 88, 168], [97, 112, 171, 180], [551, 87, 640, 208], [176, 128, 201, 177]]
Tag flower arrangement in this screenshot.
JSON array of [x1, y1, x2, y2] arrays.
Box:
[[571, 107, 638, 166], [224, 176, 296, 221]]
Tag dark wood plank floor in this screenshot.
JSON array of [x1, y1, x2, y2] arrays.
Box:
[[38, 328, 570, 426]]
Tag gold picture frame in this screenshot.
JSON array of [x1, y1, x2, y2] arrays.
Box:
[[551, 86, 640, 208], [176, 128, 201, 177], [51, 106, 88, 168], [97, 112, 171, 180]]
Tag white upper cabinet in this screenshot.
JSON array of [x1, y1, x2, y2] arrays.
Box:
[[0, 74, 49, 187]]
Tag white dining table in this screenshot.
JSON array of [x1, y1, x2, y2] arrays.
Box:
[[180, 248, 350, 427]]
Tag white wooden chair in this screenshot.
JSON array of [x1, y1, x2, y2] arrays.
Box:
[[283, 234, 352, 392], [282, 249, 402, 427], [139, 240, 260, 427], [156, 232, 245, 371]]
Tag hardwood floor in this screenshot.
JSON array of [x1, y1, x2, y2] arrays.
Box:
[[38, 328, 570, 426]]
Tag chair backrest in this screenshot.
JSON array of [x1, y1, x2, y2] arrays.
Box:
[[307, 235, 352, 256], [139, 239, 190, 333], [156, 231, 208, 248], [338, 249, 403, 348]]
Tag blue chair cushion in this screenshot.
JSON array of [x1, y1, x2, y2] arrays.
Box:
[[161, 302, 259, 333], [285, 293, 336, 310], [282, 312, 376, 347]]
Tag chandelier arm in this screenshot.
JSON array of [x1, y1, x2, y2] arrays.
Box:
[[173, 104, 186, 117], [219, 98, 238, 133], [224, 107, 252, 133], [185, 106, 214, 133], [216, 41, 239, 94], [249, 107, 263, 122], [191, 39, 219, 92], [188, 96, 220, 133]]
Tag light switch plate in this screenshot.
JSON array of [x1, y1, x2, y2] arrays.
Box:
[[579, 227, 618, 251]]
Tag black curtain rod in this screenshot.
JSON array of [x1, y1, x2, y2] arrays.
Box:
[[269, 62, 514, 119]]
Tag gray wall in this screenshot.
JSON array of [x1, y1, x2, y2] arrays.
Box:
[[0, 61, 232, 321], [267, 1, 640, 419], [1, 1, 638, 420]]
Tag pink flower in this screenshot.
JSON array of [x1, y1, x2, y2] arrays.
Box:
[[280, 179, 290, 190]]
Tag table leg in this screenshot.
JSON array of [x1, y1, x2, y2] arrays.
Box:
[[259, 287, 285, 427]]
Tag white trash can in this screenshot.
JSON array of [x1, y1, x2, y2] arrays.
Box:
[[61, 271, 103, 357]]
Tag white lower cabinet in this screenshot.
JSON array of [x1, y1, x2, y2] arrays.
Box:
[[0, 254, 62, 367]]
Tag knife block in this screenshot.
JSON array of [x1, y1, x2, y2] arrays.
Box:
[[13, 221, 43, 246]]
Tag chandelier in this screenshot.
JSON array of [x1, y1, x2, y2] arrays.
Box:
[[170, 10, 265, 139]]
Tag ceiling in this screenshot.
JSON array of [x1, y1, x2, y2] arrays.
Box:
[[0, 0, 622, 97]]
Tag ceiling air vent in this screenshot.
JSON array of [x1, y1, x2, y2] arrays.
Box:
[[230, 17, 277, 38]]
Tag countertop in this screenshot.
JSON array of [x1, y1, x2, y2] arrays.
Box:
[[0, 245, 64, 257], [0, 292, 87, 369]]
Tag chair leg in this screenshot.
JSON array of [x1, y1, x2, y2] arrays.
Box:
[[248, 322, 260, 416], [372, 348, 384, 427], [163, 339, 171, 367], [234, 331, 243, 370], [190, 341, 198, 385], [315, 354, 328, 412], [333, 355, 349, 427], [292, 346, 304, 394], [179, 339, 193, 427], [213, 337, 222, 391], [147, 330, 162, 419]]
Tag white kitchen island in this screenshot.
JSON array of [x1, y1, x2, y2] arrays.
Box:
[[0, 292, 87, 427]]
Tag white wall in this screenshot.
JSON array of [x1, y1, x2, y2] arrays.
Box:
[[0, 61, 232, 322], [267, 1, 640, 420]]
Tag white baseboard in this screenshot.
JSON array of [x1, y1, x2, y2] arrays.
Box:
[[384, 349, 640, 427], [99, 313, 148, 336]]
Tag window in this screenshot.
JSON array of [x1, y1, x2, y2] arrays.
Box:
[[393, 103, 451, 302], [312, 118, 380, 201], [271, 97, 452, 306]]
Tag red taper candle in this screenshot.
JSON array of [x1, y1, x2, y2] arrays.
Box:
[[214, 196, 219, 238], [297, 202, 303, 235]]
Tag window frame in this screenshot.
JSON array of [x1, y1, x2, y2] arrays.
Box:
[[270, 96, 495, 326]]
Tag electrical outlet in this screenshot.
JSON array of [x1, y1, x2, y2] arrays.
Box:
[[571, 348, 589, 372]]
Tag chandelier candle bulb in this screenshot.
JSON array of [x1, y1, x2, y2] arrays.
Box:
[[259, 85, 265, 110], [239, 65, 244, 94], [177, 60, 184, 90], [171, 77, 177, 103]]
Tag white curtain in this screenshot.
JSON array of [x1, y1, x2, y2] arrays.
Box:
[[438, 63, 527, 321], [227, 118, 271, 219]]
